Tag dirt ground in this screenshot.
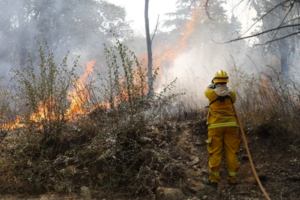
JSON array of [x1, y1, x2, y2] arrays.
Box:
[[167, 117, 300, 200], [99, 116, 300, 200], [0, 116, 299, 200]]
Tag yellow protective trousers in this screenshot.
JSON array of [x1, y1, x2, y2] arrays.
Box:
[[206, 126, 240, 181]]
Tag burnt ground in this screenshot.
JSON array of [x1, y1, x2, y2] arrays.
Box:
[[0, 116, 299, 200]]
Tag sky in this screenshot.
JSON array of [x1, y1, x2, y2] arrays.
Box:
[[106, 0, 177, 34], [106, 0, 256, 35]]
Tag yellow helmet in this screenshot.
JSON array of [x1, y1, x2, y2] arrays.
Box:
[[213, 70, 229, 83]]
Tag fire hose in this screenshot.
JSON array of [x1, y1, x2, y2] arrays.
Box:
[[233, 106, 271, 200]]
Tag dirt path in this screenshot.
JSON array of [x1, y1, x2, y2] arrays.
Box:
[[174, 119, 300, 200]]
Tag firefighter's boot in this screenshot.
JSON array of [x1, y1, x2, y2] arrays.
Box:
[[227, 175, 237, 185]]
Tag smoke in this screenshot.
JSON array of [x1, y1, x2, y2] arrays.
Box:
[[158, 43, 239, 107], [154, 0, 300, 108], [0, 32, 7, 55], [0, 0, 129, 86], [1, 0, 299, 106]]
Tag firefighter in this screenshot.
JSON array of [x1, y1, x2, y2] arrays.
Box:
[[204, 70, 240, 185]]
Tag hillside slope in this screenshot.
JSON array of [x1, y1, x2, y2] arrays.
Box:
[[0, 115, 299, 200]]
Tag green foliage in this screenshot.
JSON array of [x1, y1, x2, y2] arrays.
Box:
[[12, 39, 78, 133]]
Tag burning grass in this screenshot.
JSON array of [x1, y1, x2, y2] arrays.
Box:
[[230, 66, 300, 138], [0, 39, 183, 197]]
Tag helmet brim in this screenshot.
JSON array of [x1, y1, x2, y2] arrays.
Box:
[[213, 78, 229, 83]]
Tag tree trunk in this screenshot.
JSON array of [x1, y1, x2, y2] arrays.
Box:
[[279, 43, 290, 79], [145, 0, 154, 97]]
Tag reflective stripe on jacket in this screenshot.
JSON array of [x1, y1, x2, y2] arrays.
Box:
[[205, 88, 238, 129]]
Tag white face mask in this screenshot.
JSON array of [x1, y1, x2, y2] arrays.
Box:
[[214, 85, 230, 96]]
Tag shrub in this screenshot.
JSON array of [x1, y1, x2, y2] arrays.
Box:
[[77, 39, 183, 195], [0, 38, 183, 197], [0, 39, 81, 193]]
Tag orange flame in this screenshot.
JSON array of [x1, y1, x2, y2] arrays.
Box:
[[153, 5, 202, 69], [29, 99, 57, 123], [65, 60, 95, 120], [261, 73, 276, 106], [1, 115, 25, 130], [1, 61, 96, 130]]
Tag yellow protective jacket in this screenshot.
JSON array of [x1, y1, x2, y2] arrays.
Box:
[[205, 88, 239, 129]]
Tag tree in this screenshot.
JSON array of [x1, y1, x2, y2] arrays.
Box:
[[161, 0, 242, 64], [251, 0, 299, 77], [145, 0, 154, 97], [164, 0, 237, 45], [0, 0, 132, 82], [230, 0, 300, 43], [226, 0, 300, 77]]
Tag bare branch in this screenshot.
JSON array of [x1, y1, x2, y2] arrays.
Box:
[[151, 15, 160, 42], [265, 1, 295, 52], [204, 0, 212, 20], [270, 1, 295, 43], [264, 31, 300, 44], [191, 0, 212, 19], [282, 16, 300, 25], [226, 24, 300, 43], [240, 0, 289, 37]]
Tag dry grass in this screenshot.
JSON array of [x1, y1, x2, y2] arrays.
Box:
[[0, 39, 184, 196], [230, 66, 300, 138]]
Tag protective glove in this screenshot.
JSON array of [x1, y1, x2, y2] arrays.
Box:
[[207, 83, 215, 89]]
